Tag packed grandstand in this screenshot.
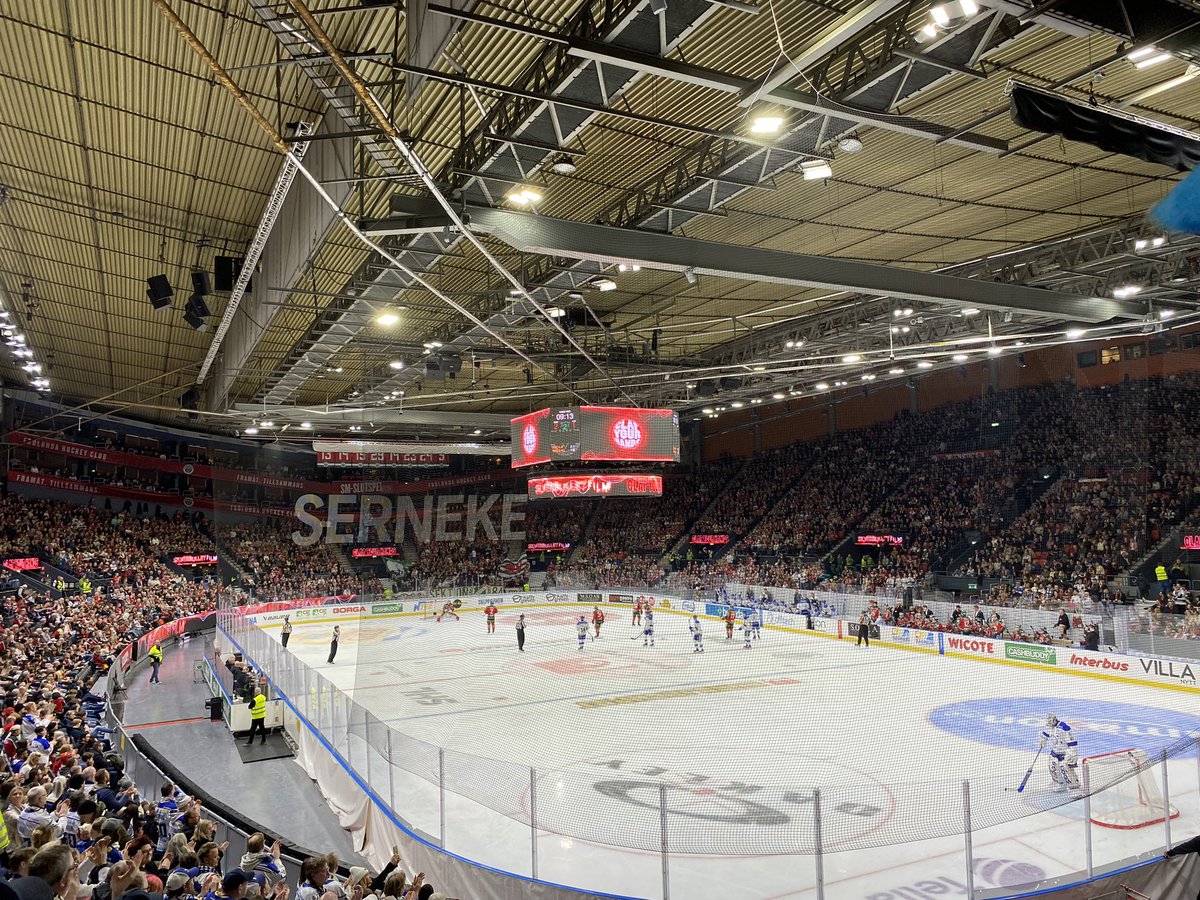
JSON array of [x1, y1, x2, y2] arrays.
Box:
[[0, 370, 1197, 900]]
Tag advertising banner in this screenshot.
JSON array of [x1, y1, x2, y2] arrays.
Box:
[[511, 406, 680, 467], [2, 557, 41, 572], [690, 534, 730, 545], [528, 473, 663, 499], [172, 554, 218, 566], [1004, 642, 1057, 665]]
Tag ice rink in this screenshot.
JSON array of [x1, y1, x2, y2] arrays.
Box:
[[266, 605, 1200, 899]]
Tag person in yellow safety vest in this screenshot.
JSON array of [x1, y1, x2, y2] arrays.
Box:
[[1155, 564, 1169, 583], [148, 644, 163, 685], [246, 687, 268, 746], [0, 810, 9, 858], [79, 577, 91, 595]]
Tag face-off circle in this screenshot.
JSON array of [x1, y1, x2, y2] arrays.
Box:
[[611, 417, 644, 451], [529, 750, 893, 855], [522, 422, 538, 456]]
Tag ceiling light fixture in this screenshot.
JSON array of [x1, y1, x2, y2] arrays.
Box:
[[376, 312, 399, 327], [772, 392, 786, 400], [260, 421, 274, 427], [1113, 284, 1142, 298], [801, 161, 833, 181], [988, 346, 1002, 356], [593, 277, 617, 292], [388, 360, 404, 370], [550, 155, 577, 176], [701, 407, 714, 414], [889, 367, 904, 374], [508, 188, 543, 205], [617, 263, 641, 273], [1066, 327, 1087, 339], [961, 307, 980, 316], [837, 136, 864, 153], [842, 353, 861, 363], [244, 426, 259, 435], [300, 422, 312, 429], [683, 267, 697, 285], [917, 360, 933, 369], [731, 401, 744, 408], [751, 115, 783, 134], [546, 306, 566, 318], [953, 353, 968, 362], [815, 382, 829, 391]]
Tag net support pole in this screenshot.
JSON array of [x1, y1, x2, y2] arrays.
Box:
[[530, 767, 538, 881], [814, 789, 825, 900], [386, 730, 395, 815], [1082, 761, 1093, 878], [962, 781, 975, 900], [660, 784, 670, 900], [1161, 749, 1172, 850], [439, 748, 446, 847]]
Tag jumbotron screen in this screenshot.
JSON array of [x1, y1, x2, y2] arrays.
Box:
[[511, 406, 680, 468]]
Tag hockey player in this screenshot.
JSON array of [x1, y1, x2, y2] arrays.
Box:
[[592, 606, 605, 638], [633, 598, 643, 626], [750, 611, 762, 640], [725, 606, 737, 640], [436, 602, 461, 622], [1040, 714, 1080, 791], [577, 615, 589, 650], [689, 615, 704, 653], [484, 603, 498, 634], [742, 614, 753, 649], [643, 609, 655, 647]]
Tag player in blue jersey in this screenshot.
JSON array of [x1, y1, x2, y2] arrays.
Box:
[[689, 615, 704, 653], [643, 610, 655, 647]]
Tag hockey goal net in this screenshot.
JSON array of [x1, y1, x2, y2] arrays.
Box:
[[1081, 749, 1179, 830], [420, 602, 442, 620]]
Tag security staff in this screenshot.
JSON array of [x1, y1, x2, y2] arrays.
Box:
[[148, 643, 163, 684], [246, 687, 268, 746]]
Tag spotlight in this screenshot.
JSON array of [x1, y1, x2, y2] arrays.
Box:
[[1066, 327, 1087, 339], [388, 360, 405, 370], [952, 353, 968, 362], [300, 422, 312, 429], [244, 427, 259, 435], [376, 311, 399, 326], [649, 0, 667, 14], [593, 277, 617, 292], [683, 267, 697, 285], [837, 136, 864, 153], [617, 264, 641, 273]]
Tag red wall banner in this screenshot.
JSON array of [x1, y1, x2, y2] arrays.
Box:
[[3, 557, 41, 572], [527, 473, 663, 499]]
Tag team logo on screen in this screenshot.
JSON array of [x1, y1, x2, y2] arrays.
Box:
[[522, 423, 538, 455], [611, 417, 644, 450]]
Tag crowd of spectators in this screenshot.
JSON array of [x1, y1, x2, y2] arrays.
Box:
[[404, 536, 514, 588], [215, 521, 357, 602]]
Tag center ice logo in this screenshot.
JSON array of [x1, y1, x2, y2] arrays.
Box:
[[929, 697, 1200, 758]]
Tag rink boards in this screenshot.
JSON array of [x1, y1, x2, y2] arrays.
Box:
[[245, 590, 1199, 694]]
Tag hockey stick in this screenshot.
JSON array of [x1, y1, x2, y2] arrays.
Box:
[[1016, 745, 1044, 793]]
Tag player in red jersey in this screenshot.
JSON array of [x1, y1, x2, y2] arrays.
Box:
[[484, 604, 498, 633], [437, 602, 461, 622], [592, 606, 605, 638], [725, 606, 737, 640], [633, 599, 643, 626]]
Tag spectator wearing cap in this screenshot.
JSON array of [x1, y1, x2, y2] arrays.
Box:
[[210, 868, 250, 900], [166, 869, 201, 900]]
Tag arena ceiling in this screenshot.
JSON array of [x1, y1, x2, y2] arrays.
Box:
[[1, 0, 1199, 442]]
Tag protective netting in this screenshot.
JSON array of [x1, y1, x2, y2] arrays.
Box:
[[219, 597, 1200, 858]]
